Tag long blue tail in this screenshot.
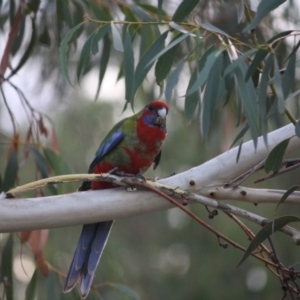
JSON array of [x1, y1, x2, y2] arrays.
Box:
[[63, 220, 114, 298]]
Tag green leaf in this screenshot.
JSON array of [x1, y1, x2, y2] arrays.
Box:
[[25, 269, 37, 300], [185, 67, 201, 122], [1, 234, 13, 300], [187, 48, 224, 95], [3, 148, 18, 191], [29, 0, 40, 13], [39, 23, 51, 46], [138, 3, 167, 19], [201, 23, 229, 37], [282, 48, 296, 99], [258, 54, 273, 145], [131, 5, 156, 22], [169, 22, 196, 36], [11, 13, 26, 56], [238, 216, 300, 266], [230, 123, 249, 148], [56, 0, 73, 28], [202, 55, 223, 139], [73, 1, 84, 28], [184, 46, 211, 121], [110, 283, 140, 300], [91, 24, 111, 55], [286, 89, 300, 102], [95, 33, 111, 100], [158, 0, 163, 20], [224, 48, 257, 76], [245, 49, 269, 82], [216, 78, 226, 106], [237, 0, 244, 23], [87, 2, 112, 21], [155, 34, 187, 83], [152, 33, 187, 74], [267, 30, 294, 44], [9, 0, 15, 26], [59, 23, 83, 85], [124, 30, 135, 106], [111, 21, 123, 52], [273, 57, 285, 114], [284, 39, 300, 62], [30, 146, 49, 178], [76, 32, 94, 81], [165, 58, 186, 101], [236, 139, 243, 163], [47, 271, 58, 299], [295, 120, 300, 138], [134, 30, 168, 95], [172, 0, 199, 22], [264, 138, 290, 173], [244, 0, 286, 31], [139, 25, 154, 57], [43, 148, 72, 175], [276, 186, 300, 211], [9, 17, 37, 79], [234, 65, 259, 146]]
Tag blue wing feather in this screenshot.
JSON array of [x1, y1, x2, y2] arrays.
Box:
[[88, 130, 124, 173]]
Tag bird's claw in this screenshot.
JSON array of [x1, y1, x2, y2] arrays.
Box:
[[109, 168, 146, 182]]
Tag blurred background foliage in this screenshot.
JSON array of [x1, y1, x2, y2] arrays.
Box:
[[0, 0, 300, 299]]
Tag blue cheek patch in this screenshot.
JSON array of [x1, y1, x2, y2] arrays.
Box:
[[143, 114, 155, 126]]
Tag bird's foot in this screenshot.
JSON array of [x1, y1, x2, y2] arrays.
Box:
[[109, 168, 146, 182]]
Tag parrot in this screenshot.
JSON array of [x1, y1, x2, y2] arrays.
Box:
[[63, 100, 169, 299]]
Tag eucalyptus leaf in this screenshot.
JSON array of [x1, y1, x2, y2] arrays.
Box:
[[172, 0, 199, 22], [224, 48, 257, 77], [258, 54, 273, 145], [276, 186, 300, 211], [265, 138, 290, 173], [245, 49, 268, 82], [273, 57, 285, 113], [238, 215, 300, 266], [187, 48, 224, 95], [59, 23, 83, 85], [149, 33, 189, 69], [282, 48, 296, 98], [2, 148, 18, 191], [295, 120, 300, 138], [30, 146, 49, 178], [201, 23, 229, 37], [155, 34, 188, 83], [95, 34, 111, 100], [244, 0, 286, 31], [25, 269, 37, 300], [165, 58, 186, 101], [1, 234, 13, 300], [77, 32, 94, 80], [234, 66, 259, 146], [111, 21, 123, 52], [134, 30, 168, 95], [124, 30, 135, 106], [230, 123, 249, 148], [202, 55, 223, 139]]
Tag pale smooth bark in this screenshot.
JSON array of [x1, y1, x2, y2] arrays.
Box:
[[0, 123, 299, 232]]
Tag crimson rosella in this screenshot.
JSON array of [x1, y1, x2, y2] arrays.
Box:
[[63, 100, 169, 298]]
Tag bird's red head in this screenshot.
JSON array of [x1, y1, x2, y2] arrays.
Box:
[[141, 100, 169, 130]]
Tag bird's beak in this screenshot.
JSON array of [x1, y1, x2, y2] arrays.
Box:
[[155, 108, 167, 129]]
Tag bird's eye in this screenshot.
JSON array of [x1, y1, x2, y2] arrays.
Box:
[[148, 105, 154, 111]]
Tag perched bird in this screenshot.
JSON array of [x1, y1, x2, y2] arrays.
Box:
[[63, 100, 169, 299]]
